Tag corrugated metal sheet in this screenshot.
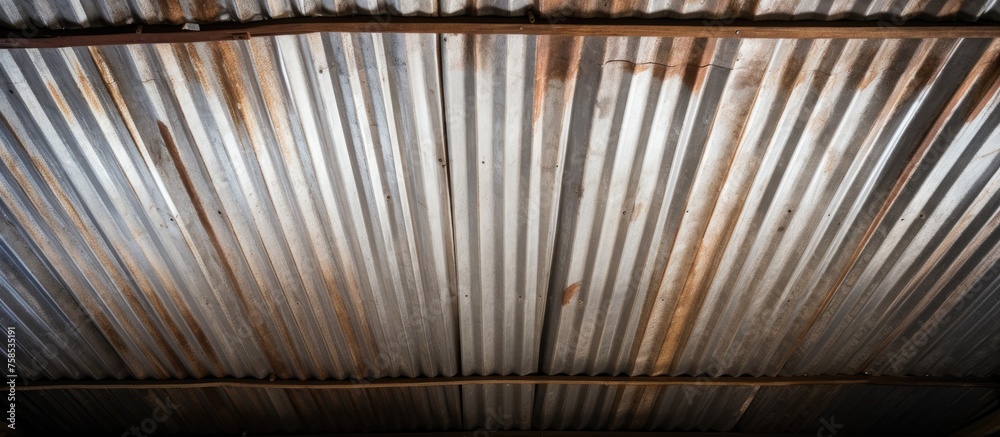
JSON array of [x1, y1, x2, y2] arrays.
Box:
[[3, 34, 1000, 382], [3, 10, 1000, 436], [0, 32, 459, 381], [0, 0, 437, 30], [443, 34, 1000, 378], [2, 0, 999, 30], [16, 384, 998, 435]]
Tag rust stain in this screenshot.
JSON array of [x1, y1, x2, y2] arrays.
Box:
[[75, 65, 101, 110], [339, 264, 381, 376], [652, 57, 769, 372], [855, 41, 886, 91], [88, 47, 145, 158], [532, 36, 581, 126], [321, 269, 369, 376], [963, 43, 1000, 123], [46, 82, 71, 117], [157, 120, 290, 376], [209, 42, 254, 136], [155, 121, 224, 373], [681, 38, 717, 92], [562, 282, 581, 306], [892, 40, 945, 105], [239, 39, 369, 377], [189, 0, 222, 23], [155, 0, 185, 23]]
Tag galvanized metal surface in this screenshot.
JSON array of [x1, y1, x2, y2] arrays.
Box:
[[443, 34, 1000, 378], [15, 383, 999, 434], [0, 33, 458, 381], [2, 18, 1000, 437], [3, 33, 1000, 381], [1, 0, 999, 30]]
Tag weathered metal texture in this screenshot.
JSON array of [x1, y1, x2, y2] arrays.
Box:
[[0, 32, 458, 380], [0, 215, 128, 380], [521, 0, 1000, 21], [442, 33, 561, 375], [442, 34, 1000, 378], [17, 385, 462, 435], [0, 0, 437, 30], [3, 0, 999, 31]]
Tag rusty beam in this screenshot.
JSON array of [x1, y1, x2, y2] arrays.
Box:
[[2, 17, 1000, 49], [15, 374, 1000, 391]]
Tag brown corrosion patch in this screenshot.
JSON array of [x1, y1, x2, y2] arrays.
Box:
[[155, 0, 185, 24], [75, 65, 101, 109], [189, 0, 222, 24], [562, 282, 581, 306], [46, 82, 71, 117], [533, 36, 581, 126], [855, 41, 884, 91], [156, 121, 224, 370], [964, 43, 1000, 123]]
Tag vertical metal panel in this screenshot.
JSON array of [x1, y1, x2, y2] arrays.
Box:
[[442, 33, 561, 375], [441, 33, 1000, 379], [0, 32, 458, 380]]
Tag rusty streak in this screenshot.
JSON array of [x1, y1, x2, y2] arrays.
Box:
[[3, 18, 1000, 49], [16, 374, 1000, 391]]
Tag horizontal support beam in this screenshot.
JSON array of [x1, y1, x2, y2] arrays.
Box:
[[17, 374, 1000, 391], [2, 16, 1000, 49]]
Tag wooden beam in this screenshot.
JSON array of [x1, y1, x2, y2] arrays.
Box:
[[16, 374, 1000, 391], [2, 17, 1000, 49]]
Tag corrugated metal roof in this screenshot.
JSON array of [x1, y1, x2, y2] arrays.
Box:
[[2, 0, 999, 30], [3, 7, 1000, 436], [443, 34, 1000, 378], [3, 30, 1000, 389], [1, 33, 459, 381]]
